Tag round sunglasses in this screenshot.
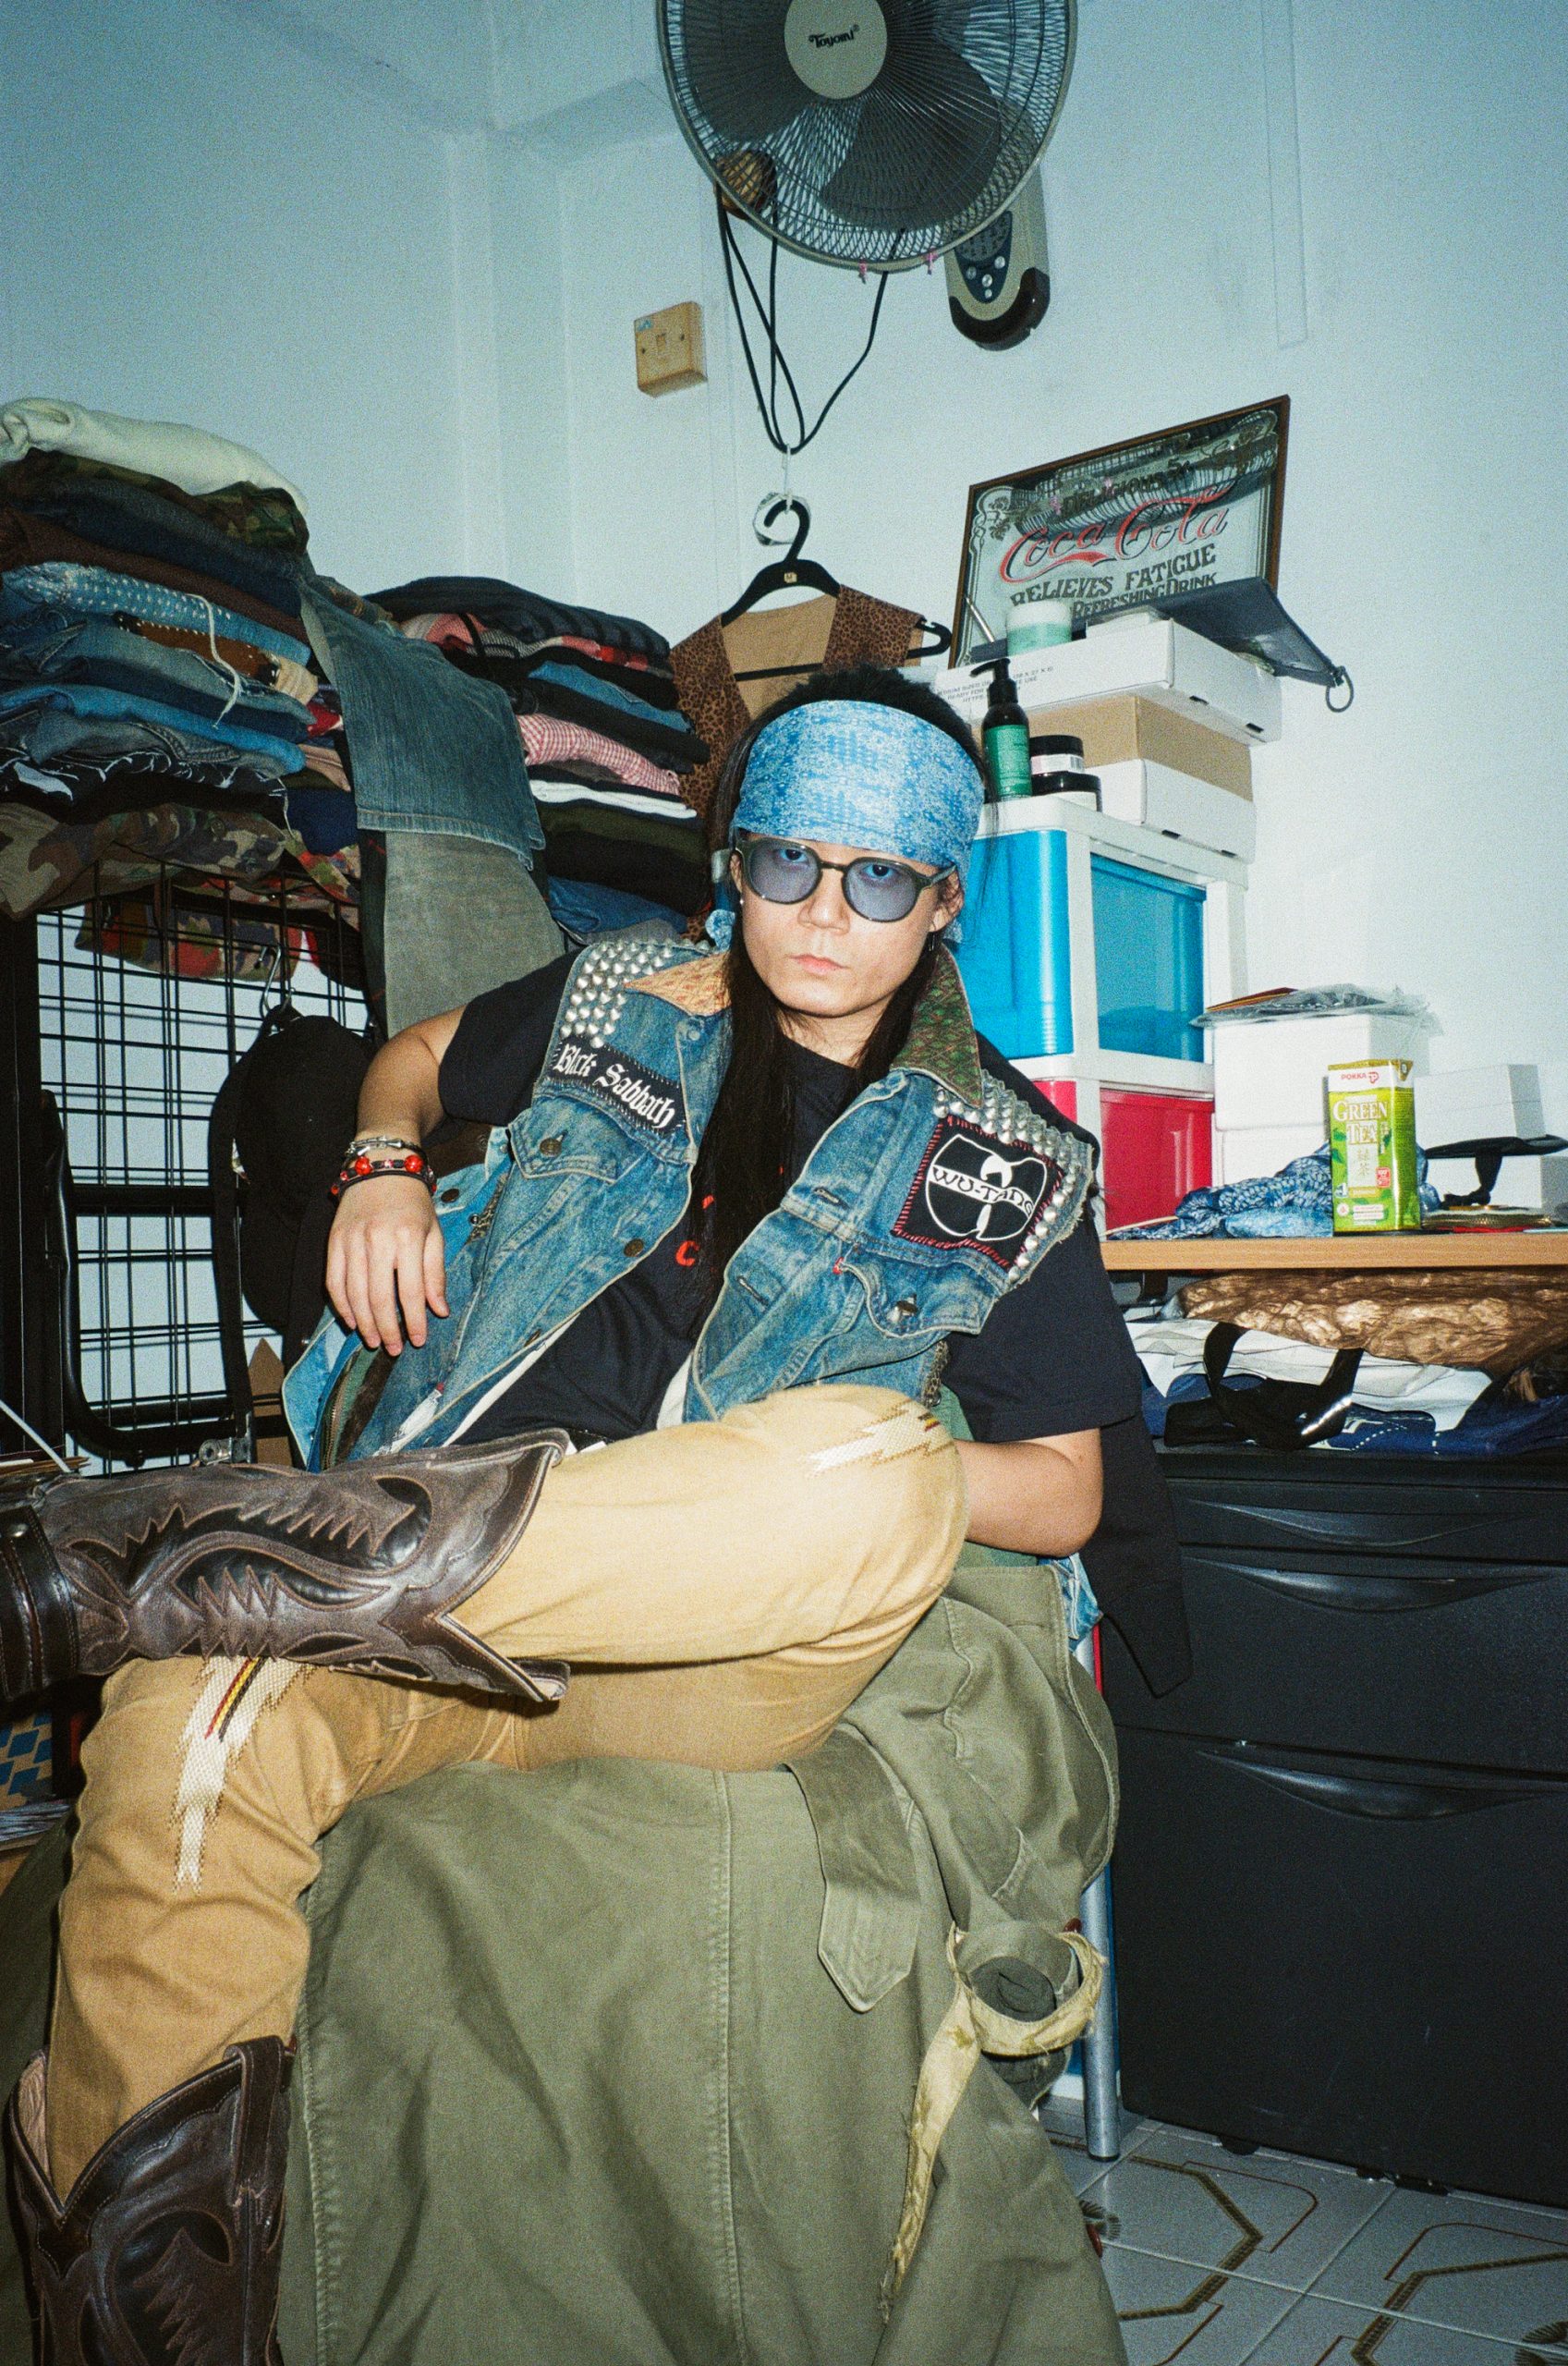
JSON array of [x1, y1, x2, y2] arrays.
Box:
[[735, 835, 954, 924]]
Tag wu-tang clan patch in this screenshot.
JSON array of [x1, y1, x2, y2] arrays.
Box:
[[893, 1119, 1057, 1266]]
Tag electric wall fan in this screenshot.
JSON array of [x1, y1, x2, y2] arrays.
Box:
[[657, 0, 1076, 271]]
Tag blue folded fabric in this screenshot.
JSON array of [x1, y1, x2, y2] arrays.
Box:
[[0, 682, 303, 770], [1113, 1143, 1440, 1241], [525, 661, 694, 735], [286, 781, 358, 852], [0, 564, 312, 665]]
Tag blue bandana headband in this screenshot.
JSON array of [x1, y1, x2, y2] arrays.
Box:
[[709, 699, 984, 948]]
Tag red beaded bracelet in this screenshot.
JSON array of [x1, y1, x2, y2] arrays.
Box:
[[329, 1149, 436, 1200]]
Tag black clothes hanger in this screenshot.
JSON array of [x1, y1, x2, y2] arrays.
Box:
[[722, 499, 839, 625], [723, 498, 953, 677]]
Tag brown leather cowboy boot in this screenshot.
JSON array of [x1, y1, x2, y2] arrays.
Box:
[[0, 1431, 570, 1708], [6, 2040, 292, 2365]]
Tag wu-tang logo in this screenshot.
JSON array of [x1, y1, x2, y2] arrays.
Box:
[[923, 1130, 1048, 1246]]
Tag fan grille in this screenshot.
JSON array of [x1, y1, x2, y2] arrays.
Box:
[[660, 0, 1073, 267]]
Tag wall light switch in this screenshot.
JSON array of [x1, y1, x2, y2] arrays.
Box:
[[635, 300, 706, 396]]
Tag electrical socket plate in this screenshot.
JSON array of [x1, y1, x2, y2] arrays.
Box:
[[635, 300, 707, 395]]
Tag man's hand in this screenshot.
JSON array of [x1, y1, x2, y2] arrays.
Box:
[[326, 1176, 449, 1354]]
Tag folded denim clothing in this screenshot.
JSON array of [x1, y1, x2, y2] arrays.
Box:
[[0, 682, 305, 773], [517, 714, 687, 800], [5, 480, 303, 615], [462, 655, 699, 769], [1, 449, 309, 554], [0, 562, 313, 666], [0, 616, 312, 740], [0, 396, 308, 511], [0, 508, 304, 640], [544, 875, 684, 943], [300, 581, 542, 862], [521, 660, 695, 735], [0, 708, 294, 809], [372, 575, 668, 662], [535, 794, 709, 916]]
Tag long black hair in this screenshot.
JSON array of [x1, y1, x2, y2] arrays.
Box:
[[686, 663, 983, 1299]]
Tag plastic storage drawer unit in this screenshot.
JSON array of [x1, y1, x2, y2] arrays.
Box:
[[1090, 855, 1205, 1062], [1100, 1088, 1213, 1232], [955, 827, 1073, 1058]]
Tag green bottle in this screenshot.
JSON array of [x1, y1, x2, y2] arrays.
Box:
[[981, 659, 1033, 800]]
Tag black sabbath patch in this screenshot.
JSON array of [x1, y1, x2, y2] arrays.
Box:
[[548, 1034, 685, 1135], [892, 1118, 1058, 1266]]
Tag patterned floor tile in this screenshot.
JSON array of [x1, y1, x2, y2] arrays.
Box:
[[1079, 2127, 1394, 2291], [1037, 2095, 1150, 2196], [1240, 2291, 1525, 2364], [1100, 2240, 1298, 2366], [1311, 2186, 1568, 2352]]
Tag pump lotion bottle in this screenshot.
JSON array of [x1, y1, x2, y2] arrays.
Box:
[[981, 660, 1032, 800]]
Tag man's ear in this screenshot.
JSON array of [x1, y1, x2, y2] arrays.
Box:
[[932, 878, 963, 935]]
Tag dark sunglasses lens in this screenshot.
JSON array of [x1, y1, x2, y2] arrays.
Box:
[[845, 860, 921, 921], [744, 840, 819, 904]]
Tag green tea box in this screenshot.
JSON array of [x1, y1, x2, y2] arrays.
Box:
[[1327, 1058, 1421, 1232]]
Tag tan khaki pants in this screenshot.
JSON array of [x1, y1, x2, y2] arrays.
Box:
[[48, 1385, 965, 2188]]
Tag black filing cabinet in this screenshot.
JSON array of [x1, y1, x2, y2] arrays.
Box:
[[1101, 1448, 1568, 2205]]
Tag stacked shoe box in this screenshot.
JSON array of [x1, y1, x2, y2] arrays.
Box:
[[939, 621, 1276, 1231], [1211, 1009, 1432, 1185]]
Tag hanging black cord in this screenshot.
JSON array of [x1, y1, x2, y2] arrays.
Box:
[[716, 192, 888, 458]]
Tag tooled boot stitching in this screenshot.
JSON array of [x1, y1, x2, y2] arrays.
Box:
[[1, 1432, 572, 1706], [6, 2039, 292, 2366]]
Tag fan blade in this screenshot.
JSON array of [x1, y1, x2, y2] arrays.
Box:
[[822, 35, 1004, 231], [680, 0, 807, 149]]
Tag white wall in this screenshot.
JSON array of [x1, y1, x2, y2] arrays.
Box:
[[6, 0, 1564, 1095], [531, 0, 1568, 1092], [0, 0, 490, 591]]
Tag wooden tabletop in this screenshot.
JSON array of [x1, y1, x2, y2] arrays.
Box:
[[1101, 1229, 1568, 1272]]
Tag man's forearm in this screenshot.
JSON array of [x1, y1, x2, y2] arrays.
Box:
[[353, 1017, 455, 1147], [954, 1432, 1102, 1557]]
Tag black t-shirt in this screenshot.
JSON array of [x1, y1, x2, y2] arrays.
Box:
[[438, 953, 1143, 1449], [436, 953, 1190, 1695]]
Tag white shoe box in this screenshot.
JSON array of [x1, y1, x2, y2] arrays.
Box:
[[936, 617, 1282, 744], [1210, 1013, 1429, 1129], [1415, 1063, 1545, 1146], [1094, 759, 1257, 862], [1214, 1123, 1326, 1186]]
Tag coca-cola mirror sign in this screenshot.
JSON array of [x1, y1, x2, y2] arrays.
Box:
[[952, 398, 1289, 662]]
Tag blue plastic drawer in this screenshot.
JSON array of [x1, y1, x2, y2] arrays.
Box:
[[1091, 856, 1206, 1063], [955, 829, 1073, 1058]]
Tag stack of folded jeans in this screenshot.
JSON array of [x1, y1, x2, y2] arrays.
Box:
[[377, 576, 709, 921], [0, 402, 323, 923]]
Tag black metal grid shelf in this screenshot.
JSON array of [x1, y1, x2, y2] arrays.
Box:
[[30, 875, 365, 1470]]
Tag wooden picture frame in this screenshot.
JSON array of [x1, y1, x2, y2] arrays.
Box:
[[951, 397, 1290, 662]]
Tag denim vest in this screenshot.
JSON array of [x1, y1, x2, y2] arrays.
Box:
[[285, 935, 1094, 1466]]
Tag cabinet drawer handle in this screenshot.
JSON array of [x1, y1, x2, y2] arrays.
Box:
[[1190, 1557, 1549, 1614], [1210, 1752, 1542, 1821]]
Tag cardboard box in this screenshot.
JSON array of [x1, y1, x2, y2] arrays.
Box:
[[1214, 1122, 1325, 1186], [1328, 1058, 1421, 1232], [1212, 1012, 1430, 1130], [1032, 697, 1253, 796], [1095, 757, 1256, 860], [937, 617, 1280, 746]]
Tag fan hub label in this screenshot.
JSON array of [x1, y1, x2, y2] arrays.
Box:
[[784, 0, 887, 100]]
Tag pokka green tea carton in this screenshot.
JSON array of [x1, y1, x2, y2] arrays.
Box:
[[1327, 1057, 1421, 1233]]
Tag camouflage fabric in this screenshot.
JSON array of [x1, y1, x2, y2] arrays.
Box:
[[0, 797, 293, 919], [0, 451, 308, 552]]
